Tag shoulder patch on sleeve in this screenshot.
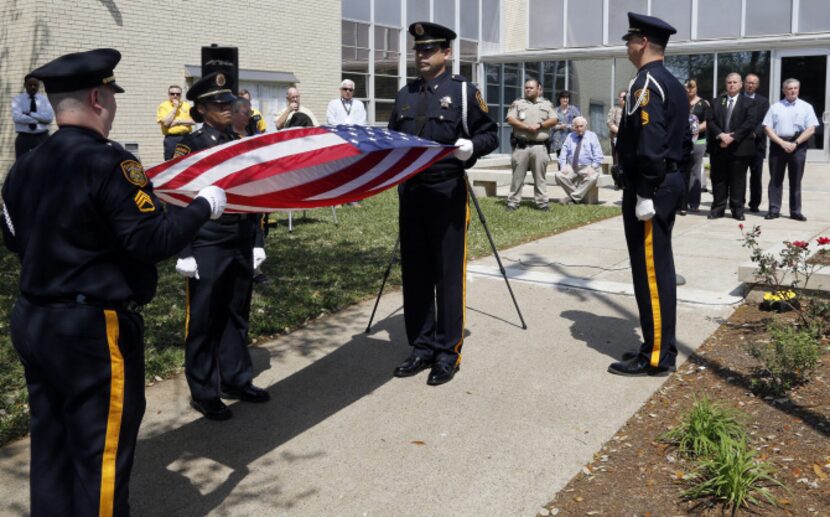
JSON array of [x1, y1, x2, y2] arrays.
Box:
[[173, 144, 191, 158], [633, 89, 649, 107], [120, 159, 148, 187], [133, 190, 156, 213], [475, 90, 489, 113]]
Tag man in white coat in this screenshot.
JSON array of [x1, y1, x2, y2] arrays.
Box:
[[326, 79, 367, 125]]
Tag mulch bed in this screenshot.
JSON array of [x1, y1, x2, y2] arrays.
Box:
[[541, 303, 830, 516]]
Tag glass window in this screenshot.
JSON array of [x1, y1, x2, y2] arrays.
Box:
[[375, 101, 395, 126], [407, 0, 429, 25], [343, 20, 371, 99], [542, 61, 567, 98], [650, 0, 692, 41], [406, 33, 417, 80], [745, 0, 791, 36], [374, 0, 401, 27], [608, 0, 646, 44], [460, 0, 480, 39], [528, 0, 563, 49], [566, 0, 602, 47], [664, 54, 715, 100], [375, 26, 401, 103], [482, 0, 500, 43], [716, 52, 770, 98], [434, 0, 455, 29], [459, 40, 478, 83], [798, 0, 830, 33], [342, 0, 370, 21], [569, 59, 613, 152], [697, 0, 740, 39]]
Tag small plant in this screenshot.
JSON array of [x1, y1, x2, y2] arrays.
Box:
[[659, 397, 746, 458], [750, 322, 822, 395], [684, 438, 784, 517]]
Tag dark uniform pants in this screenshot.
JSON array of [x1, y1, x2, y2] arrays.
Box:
[[11, 298, 145, 517], [15, 131, 48, 158], [710, 153, 750, 217], [185, 234, 255, 402], [748, 150, 764, 211], [399, 175, 469, 366], [622, 171, 684, 369], [767, 144, 807, 217]]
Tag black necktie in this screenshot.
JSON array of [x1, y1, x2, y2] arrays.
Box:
[[29, 94, 37, 131], [415, 84, 429, 137], [725, 98, 734, 132]]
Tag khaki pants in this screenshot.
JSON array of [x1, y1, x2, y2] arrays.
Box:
[[508, 144, 550, 208], [555, 164, 598, 203]]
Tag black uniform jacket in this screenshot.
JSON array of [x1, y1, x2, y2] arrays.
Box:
[[1, 125, 211, 305], [388, 71, 498, 169], [617, 60, 688, 198], [706, 93, 760, 158]]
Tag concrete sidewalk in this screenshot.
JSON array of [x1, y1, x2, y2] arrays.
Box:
[[2, 165, 829, 516]]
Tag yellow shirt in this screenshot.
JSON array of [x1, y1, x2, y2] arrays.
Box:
[[251, 108, 267, 133], [156, 100, 194, 136]]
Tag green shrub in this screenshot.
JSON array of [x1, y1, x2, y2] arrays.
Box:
[[750, 322, 821, 395], [659, 396, 746, 458], [684, 438, 784, 517]]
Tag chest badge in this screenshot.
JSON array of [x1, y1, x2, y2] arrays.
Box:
[[440, 96, 453, 109], [120, 159, 148, 187]]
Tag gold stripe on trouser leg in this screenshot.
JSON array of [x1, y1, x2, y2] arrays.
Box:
[[452, 189, 471, 367], [643, 219, 663, 367], [185, 279, 191, 339], [100, 310, 124, 517]]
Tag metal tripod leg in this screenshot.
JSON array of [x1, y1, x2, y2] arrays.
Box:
[[365, 235, 400, 333]]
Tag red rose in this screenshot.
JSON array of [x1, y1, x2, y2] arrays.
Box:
[[738, 223, 744, 230], [817, 236, 830, 246], [792, 240, 809, 249]]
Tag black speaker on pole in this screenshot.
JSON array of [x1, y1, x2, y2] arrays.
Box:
[[201, 44, 239, 94]]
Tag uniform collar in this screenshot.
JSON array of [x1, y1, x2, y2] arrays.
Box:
[[638, 60, 663, 73], [424, 69, 451, 91]]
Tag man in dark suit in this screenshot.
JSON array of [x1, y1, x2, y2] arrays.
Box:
[[743, 73, 768, 213], [706, 72, 759, 221]]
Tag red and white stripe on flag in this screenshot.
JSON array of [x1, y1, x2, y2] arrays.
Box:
[[146, 125, 455, 212]]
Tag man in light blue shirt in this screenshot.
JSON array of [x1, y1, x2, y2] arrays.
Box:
[[555, 116, 603, 204], [762, 78, 819, 221]]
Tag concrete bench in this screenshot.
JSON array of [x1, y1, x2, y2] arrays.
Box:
[[468, 162, 614, 205]]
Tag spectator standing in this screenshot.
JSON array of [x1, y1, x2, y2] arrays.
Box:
[[275, 87, 318, 129], [326, 79, 367, 125], [555, 116, 602, 204], [505, 78, 557, 211], [550, 90, 581, 159], [11, 75, 54, 158], [763, 78, 819, 221], [231, 96, 255, 138], [706, 73, 759, 221], [239, 89, 267, 134], [743, 73, 769, 213], [607, 90, 625, 165], [156, 85, 195, 160], [682, 79, 711, 212]]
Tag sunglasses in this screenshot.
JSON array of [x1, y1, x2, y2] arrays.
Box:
[[169, 92, 182, 96], [341, 88, 353, 91]]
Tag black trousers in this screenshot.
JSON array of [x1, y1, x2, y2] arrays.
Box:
[[747, 150, 764, 210], [163, 134, 185, 161], [11, 299, 145, 517], [15, 131, 48, 158], [398, 175, 469, 366], [622, 172, 684, 369], [185, 223, 255, 402], [767, 144, 807, 216], [709, 153, 750, 217]]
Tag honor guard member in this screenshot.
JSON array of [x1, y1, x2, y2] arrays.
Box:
[[608, 13, 687, 377], [388, 22, 498, 385], [173, 72, 270, 420], [1, 49, 227, 516]]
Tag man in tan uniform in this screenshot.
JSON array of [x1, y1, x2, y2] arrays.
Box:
[[505, 78, 558, 211]]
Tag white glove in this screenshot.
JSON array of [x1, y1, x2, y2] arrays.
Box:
[[635, 195, 656, 221], [175, 256, 200, 279], [196, 186, 227, 220], [253, 247, 266, 270], [453, 138, 474, 161]]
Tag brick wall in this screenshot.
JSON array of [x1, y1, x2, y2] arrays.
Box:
[[0, 0, 341, 175], [502, 0, 527, 53]]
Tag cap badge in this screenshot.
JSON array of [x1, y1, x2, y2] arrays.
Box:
[[216, 73, 226, 87], [415, 23, 424, 36], [440, 96, 452, 109]]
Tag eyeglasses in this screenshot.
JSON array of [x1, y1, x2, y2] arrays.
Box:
[[341, 88, 353, 92], [169, 92, 182, 96]]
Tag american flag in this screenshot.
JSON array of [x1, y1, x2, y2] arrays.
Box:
[[146, 125, 455, 212]]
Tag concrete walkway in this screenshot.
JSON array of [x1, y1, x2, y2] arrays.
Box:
[[2, 165, 829, 516]]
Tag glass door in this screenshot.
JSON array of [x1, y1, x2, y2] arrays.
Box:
[[773, 49, 830, 162]]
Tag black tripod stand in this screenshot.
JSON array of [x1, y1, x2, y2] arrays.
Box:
[[365, 173, 527, 333]]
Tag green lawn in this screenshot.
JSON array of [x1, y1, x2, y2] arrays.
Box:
[[0, 189, 619, 445]]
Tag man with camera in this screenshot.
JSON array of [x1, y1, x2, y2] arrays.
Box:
[[505, 78, 557, 211]]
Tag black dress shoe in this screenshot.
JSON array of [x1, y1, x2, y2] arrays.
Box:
[[393, 355, 433, 377], [764, 212, 780, 220], [222, 383, 270, 403], [191, 398, 233, 420], [733, 214, 745, 221], [427, 362, 459, 386], [607, 356, 676, 377], [749, 206, 760, 213], [791, 213, 807, 222], [706, 213, 723, 220]]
